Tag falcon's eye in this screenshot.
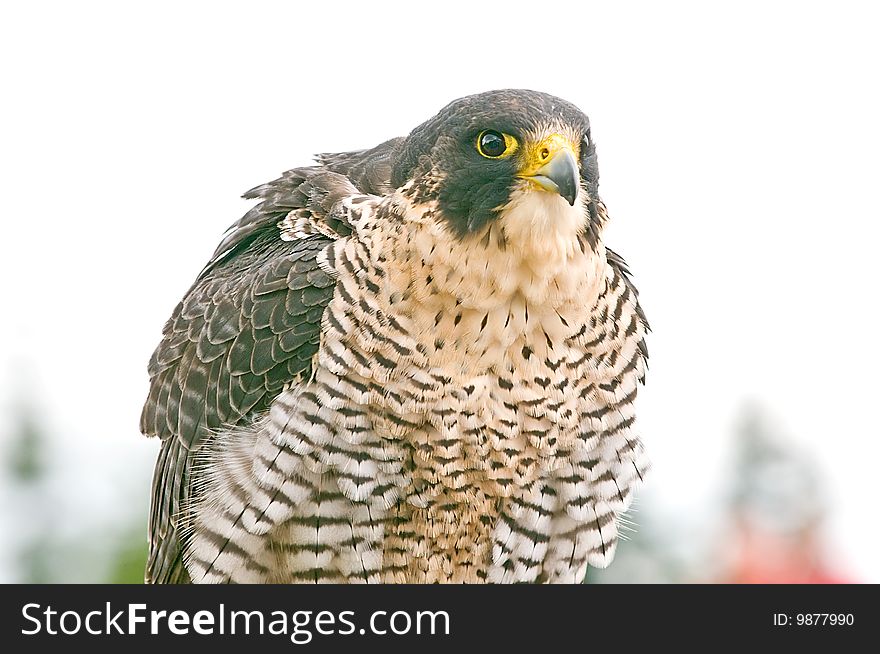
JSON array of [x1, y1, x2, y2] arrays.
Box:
[[476, 130, 517, 159]]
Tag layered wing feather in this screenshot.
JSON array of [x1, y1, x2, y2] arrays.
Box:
[[140, 164, 382, 583], [316, 137, 403, 196]]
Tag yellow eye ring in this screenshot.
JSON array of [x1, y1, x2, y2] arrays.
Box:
[[476, 130, 518, 159]]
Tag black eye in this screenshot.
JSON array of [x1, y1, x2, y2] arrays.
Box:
[[477, 130, 516, 158]]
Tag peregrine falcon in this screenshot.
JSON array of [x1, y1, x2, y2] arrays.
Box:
[[141, 89, 650, 584]]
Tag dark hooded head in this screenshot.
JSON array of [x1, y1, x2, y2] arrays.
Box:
[[391, 89, 601, 238]]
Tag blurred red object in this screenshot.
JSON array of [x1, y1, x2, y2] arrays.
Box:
[[722, 513, 852, 584]]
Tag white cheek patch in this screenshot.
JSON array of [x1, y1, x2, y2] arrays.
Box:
[[496, 187, 588, 268]]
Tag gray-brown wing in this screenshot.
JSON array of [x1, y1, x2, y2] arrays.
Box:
[[140, 169, 358, 583], [316, 137, 403, 196]]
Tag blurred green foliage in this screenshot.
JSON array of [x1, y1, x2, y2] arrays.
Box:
[[4, 399, 147, 583]]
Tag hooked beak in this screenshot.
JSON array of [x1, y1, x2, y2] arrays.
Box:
[[518, 136, 580, 206]]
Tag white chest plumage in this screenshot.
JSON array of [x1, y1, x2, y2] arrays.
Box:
[[184, 191, 649, 583]]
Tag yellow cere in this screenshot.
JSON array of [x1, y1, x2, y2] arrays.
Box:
[[518, 133, 580, 177]]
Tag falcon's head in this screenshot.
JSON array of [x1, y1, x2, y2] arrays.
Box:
[[391, 89, 602, 245]]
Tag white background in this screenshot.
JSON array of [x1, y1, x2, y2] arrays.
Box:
[[1, 1, 878, 581]]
